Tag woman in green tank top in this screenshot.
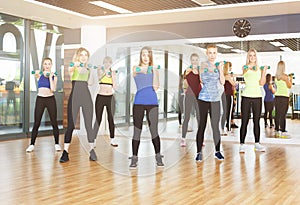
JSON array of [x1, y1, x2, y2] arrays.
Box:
[[239, 48, 268, 153], [274, 60, 293, 138]]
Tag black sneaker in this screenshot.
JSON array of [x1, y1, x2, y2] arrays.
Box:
[[59, 150, 69, 163], [265, 124, 268, 128], [129, 156, 138, 169], [195, 152, 202, 162], [270, 124, 274, 128], [155, 153, 164, 167], [89, 149, 97, 161], [214, 151, 224, 161], [231, 123, 239, 128]]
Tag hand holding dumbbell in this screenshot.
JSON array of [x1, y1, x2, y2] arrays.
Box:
[[260, 65, 270, 70], [69, 62, 84, 67], [215, 61, 226, 67], [289, 73, 295, 79]]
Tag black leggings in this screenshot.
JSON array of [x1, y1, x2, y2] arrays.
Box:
[[264, 101, 274, 126], [240, 97, 262, 144], [225, 94, 234, 130], [94, 94, 115, 139], [64, 81, 94, 143], [30, 95, 59, 145], [196, 100, 221, 153], [132, 105, 161, 156], [274, 96, 289, 132]]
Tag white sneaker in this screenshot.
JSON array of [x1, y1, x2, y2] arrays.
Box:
[[221, 129, 228, 136], [274, 131, 281, 138], [93, 139, 97, 148], [255, 143, 266, 152], [239, 144, 245, 153], [26, 145, 34, 152], [187, 126, 193, 132], [180, 138, 186, 147], [55, 144, 62, 151], [110, 138, 118, 147]]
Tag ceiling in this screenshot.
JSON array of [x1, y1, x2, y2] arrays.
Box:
[[33, 0, 274, 17], [1, 0, 300, 54]]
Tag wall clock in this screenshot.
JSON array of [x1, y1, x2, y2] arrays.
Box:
[[233, 19, 251, 38]]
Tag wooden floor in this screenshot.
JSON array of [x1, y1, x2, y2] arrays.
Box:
[[1, 119, 300, 204]]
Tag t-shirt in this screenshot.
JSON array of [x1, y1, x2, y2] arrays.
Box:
[[133, 73, 158, 105]]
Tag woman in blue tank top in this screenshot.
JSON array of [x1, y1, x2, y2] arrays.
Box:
[[129, 46, 164, 169], [26, 58, 60, 152], [263, 73, 275, 128]]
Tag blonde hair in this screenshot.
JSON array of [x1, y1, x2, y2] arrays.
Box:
[[139, 46, 153, 66], [72, 47, 90, 63], [275, 60, 285, 80], [223, 61, 232, 75], [42, 57, 52, 71], [246, 48, 258, 67]]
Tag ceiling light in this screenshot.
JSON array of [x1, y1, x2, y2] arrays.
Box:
[[190, 0, 216, 6], [269, 41, 285, 47], [216, 44, 233, 49], [280, 47, 293, 52], [89, 1, 132, 14]]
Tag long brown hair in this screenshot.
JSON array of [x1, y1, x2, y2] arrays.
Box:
[[139, 46, 153, 66]]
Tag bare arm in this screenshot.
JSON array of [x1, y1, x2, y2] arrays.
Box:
[[49, 73, 57, 92], [259, 67, 267, 86], [153, 66, 159, 91]]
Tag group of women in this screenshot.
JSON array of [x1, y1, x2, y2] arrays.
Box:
[[26, 45, 293, 168]]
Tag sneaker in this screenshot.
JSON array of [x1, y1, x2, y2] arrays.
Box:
[[55, 144, 61, 151], [110, 138, 118, 147], [195, 152, 202, 162], [280, 132, 289, 139], [254, 143, 266, 152], [265, 124, 268, 128], [215, 151, 224, 161], [89, 149, 97, 161], [129, 155, 138, 169], [26, 145, 34, 152], [239, 144, 245, 153], [231, 123, 239, 128], [180, 138, 186, 147], [221, 129, 227, 136], [155, 153, 164, 167], [59, 150, 69, 163], [274, 131, 281, 138], [270, 124, 274, 128]]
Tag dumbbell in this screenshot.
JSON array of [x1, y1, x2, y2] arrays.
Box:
[[243, 65, 256, 70], [69, 62, 84, 67], [31, 70, 43, 75], [203, 68, 219, 73], [189, 65, 200, 69], [147, 65, 161, 73], [215, 61, 226, 67], [31, 70, 58, 76], [260, 66, 270, 70], [101, 66, 118, 75]]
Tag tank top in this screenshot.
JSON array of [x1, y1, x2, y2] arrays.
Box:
[[198, 70, 221, 102], [242, 69, 262, 98], [224, 80, 234, 95], [133, 73, 158, 105], [275, 79, 289, 97], [71, 67, 89, 81], [99, 75, 113, 85], [185, 71, 201, 96], [38, 75, 51, 89], [263, 84, 274, 102]]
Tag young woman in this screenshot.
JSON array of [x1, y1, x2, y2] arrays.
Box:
[[263, 73, 275, 129], [26, 58, 61, 152], [196, 44, 225, 162], [223, 62, 237, 132], [177, 72, 185, 128], [239, 48, 267, 153], [129, 46, 164, 169], [181, 53, 201, 147], [59, 47, 96, 163], [274, 61, 292, 138], [93, 56, 118, 147]]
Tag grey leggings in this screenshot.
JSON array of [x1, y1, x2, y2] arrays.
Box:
[[196, 100, 221, 153], [182, 94, 200, 138]]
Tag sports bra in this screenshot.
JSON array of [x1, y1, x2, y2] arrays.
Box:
[[99, 75, 113, 85], [71, 67, 89, 81], [38, 75, 51, 89]]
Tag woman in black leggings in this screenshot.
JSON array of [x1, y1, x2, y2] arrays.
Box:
[[59, 47, 95, 163], [93, 56, 118, 147], [26, 58, 60, 152]]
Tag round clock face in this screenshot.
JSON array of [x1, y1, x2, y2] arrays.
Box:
[[233, 19, 251, 38]]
